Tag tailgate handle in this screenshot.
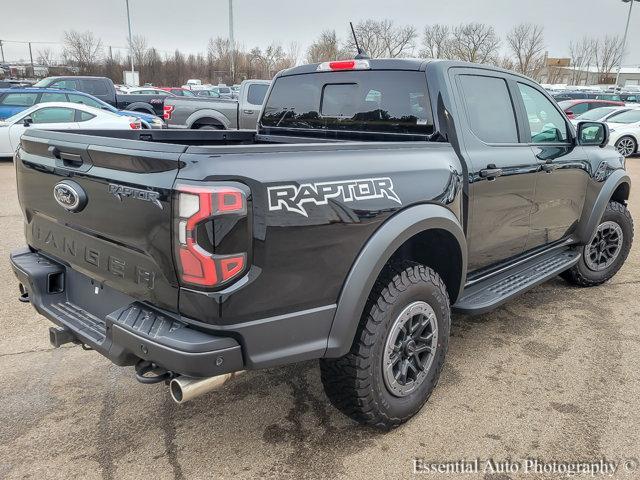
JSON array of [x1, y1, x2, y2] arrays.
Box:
[[49, 146, 83, 167]]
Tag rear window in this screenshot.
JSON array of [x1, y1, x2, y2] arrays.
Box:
[[261, 71, 433, 135]]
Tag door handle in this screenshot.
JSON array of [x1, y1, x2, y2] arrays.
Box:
[[541, 162, 557, 173], [479, 165, 503, 180], [243, 109, 255, 114]]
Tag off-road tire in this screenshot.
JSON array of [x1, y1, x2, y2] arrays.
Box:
[[320, 264, 450, 430], [561, 201, 633, 287]]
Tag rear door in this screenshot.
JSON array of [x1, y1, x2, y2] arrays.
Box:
[[16, 130, 186, 312], [239, 82, 269, 129], [451, 69, 539, 271]]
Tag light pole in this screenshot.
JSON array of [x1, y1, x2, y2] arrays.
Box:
[[125, 0, 135, 81], [615, 0, 639, 87], [228, 0, 235, 83]]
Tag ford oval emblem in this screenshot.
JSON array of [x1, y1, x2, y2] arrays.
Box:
[[53, 181, 87, 213]]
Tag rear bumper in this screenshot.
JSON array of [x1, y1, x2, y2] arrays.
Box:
[[10, 247, 243, 378]]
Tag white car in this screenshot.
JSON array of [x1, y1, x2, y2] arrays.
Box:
[[606, 108, 640, 157], [126, 87, 174, 96], [0, 102, 140, 157], [571, 105, 639, 126]]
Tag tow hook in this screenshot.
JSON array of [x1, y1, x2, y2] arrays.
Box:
[[135, 360, 176, 384], [18, 284, 29, 303]]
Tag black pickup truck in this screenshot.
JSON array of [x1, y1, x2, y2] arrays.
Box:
[[11, 59, 633, 429], [32, 76, 170, 116]]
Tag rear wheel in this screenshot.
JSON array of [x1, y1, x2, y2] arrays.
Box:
[[561, 201, 633, 286], [615, 136, 637, 157], [320, 264, 450, 430]]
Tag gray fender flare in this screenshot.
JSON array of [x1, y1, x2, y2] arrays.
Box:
[[123, 102, 155, 114], [186, 110, 230, 129], [576, 170, 631, 243], [324, 204, 467, 358]]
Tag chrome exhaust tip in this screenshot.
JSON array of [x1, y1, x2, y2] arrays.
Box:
[[169, 371, 244, 404]]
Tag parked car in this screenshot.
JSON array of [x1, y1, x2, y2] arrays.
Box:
[[606, 108, 640, 156], [0, 87, 164, 128], [164, 79, 270, 130], [125, 87, 176, 96], [11, 59, 632, 430], [0, 79, 34, 89], [32, 76, 170, 116], [158, 87, 196, 97], [557, 99, 625, 119], [0, 102, 140, 157], [571, 105, 638, 125]]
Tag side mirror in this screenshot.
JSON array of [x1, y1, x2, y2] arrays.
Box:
[[577, 121, 609, 148], [22, 116, 33, 127]]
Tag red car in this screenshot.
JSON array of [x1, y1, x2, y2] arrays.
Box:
[[158, 87, 196, 97], [558, 99, 625, 119]]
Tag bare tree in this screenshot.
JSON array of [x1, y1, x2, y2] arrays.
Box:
[[36, 48, 56, 66], [568, 37, 595, 85], [285, 41, 301, 67], [130, 35, 149, 70], [449, 23, 500, 64], [420, 24, 452, 59], [344, 19, 417, 58], [306, 30, 342, 63], [506, 23, 545, 79], [62, 30, 103, 74], [593, 35, 624, 84]]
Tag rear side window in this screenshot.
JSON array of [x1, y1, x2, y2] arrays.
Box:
[[68, 93, 102, 109], [0, 93, 38, 106], [247, 83, 269, 105], [458, 75, 518, 143], [77, 111, 96, 122], [82, 79, 108, 96], [261, 71, 433, 135], [50, 79, 79, 90], [41, 92, 68, 102]]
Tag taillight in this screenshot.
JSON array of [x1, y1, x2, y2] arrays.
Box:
[[175, 184, 248, 288], [163, 105, 174, 120], [129, 121, 141, 129], [316, 59, 370, 71]]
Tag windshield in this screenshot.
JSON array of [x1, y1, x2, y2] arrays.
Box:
[[261, 70, 433, 136], [608, 109, 640, 124], [576, 107, 618, 121]]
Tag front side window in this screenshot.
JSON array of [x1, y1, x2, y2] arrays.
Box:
[[0, 93, 38, 106], [518, 83, 568, 143], [29, 107, 75, 124], [262, 71, 433, 135], [50, 79, 79, 90], [458, 75, 518, 143]]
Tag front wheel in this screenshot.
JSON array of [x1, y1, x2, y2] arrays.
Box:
[[320, 264, 450, 430], [561, 201, 633, 287], [615, 136, 637, 157]]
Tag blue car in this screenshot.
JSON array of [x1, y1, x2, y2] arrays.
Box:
[[0, 87, 164, 128]]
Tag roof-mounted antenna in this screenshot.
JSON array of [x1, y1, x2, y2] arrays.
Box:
[[350, 22, 370, 60]]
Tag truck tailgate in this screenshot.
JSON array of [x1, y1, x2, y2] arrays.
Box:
[[15, 130, 186, 312]]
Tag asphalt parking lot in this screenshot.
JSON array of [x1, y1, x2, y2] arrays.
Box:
[[0, 158, 638, 480]]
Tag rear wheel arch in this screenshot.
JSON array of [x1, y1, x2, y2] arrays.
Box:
[[325, 204, 466, 358], [192, 118, 225, 130]]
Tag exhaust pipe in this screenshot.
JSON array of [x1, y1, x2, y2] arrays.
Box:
[[169, 371, 244, 404]]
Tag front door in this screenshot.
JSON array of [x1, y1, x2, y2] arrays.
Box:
[[513, 82, 590, 248], [452, 70, 540, 271]]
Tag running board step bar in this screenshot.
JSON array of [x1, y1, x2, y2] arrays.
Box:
[[454, 249, 581, 315]]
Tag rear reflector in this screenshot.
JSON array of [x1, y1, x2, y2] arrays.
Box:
[[316, 59, 370, 71]]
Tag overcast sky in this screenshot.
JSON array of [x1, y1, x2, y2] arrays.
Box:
[[2, 0, 640, 64]]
